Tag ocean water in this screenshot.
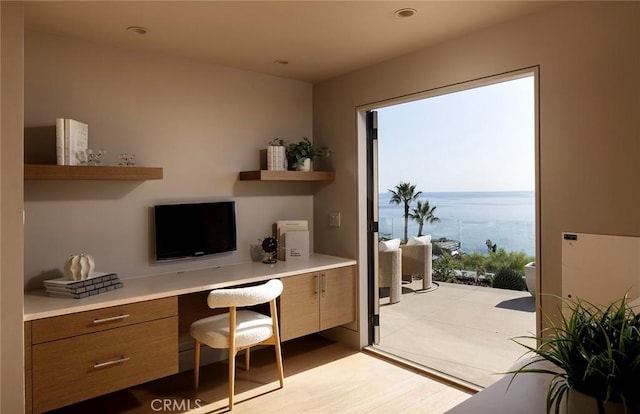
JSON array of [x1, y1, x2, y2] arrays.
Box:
[[378, 191, 535, 256]]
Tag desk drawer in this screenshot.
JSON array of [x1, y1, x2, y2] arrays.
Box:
[[32, 316, 178, 413], [31, 297, 177, 343]]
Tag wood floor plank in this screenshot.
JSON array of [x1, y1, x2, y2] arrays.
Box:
[[49, 335, 471, 413]]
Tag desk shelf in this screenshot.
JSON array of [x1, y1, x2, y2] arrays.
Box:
[[239, 170, 335, 182], [24, 164, 163, 181]]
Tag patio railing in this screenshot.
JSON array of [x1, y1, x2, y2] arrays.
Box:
[[379, 217, 535, 256]]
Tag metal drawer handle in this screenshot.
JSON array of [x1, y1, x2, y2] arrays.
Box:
[[93, 356, 130, 369], [92, 314, 130, 324]]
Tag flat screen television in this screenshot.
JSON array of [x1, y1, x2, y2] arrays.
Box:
[[153, 201, 237, 261]]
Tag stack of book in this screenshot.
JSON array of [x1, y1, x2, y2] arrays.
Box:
[[44, 272, 123, 299], [55, 118, 88, 165]]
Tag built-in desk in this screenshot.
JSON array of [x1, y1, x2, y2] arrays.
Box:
[[24, 254, 356, 413]]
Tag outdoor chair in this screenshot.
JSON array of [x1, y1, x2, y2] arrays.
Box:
[[190, 279, 285, 410], [379, 248, 402, 303], [401, 243, 433, 290]]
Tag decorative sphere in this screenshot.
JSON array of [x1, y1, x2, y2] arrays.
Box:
[[64, 254, 95, 281]]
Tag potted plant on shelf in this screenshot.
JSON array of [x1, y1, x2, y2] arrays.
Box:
[[286, 137, 331, 171], [510, 294, 640, 414]]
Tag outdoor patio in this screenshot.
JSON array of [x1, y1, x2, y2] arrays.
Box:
[[377, 280, 536, 388]]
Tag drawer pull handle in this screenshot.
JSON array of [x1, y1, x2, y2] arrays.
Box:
[[93, 356, 130, 369], [92, 314, 130, 324]]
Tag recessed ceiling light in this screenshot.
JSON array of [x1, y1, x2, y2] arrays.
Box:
[[274, 59, 289, 65], [394, 8, 417, 18], [127, 26, 149, 35]]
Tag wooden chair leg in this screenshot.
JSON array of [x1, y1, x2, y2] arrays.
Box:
[[274, 337, 284, 388], [193, 340, 201, 389], [270, 300, 285, 388], [228, 307, 237, 410], [229, 347, 236, 410], [245, 347, 251, 371]]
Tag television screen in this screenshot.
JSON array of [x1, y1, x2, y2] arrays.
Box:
[[154, 201, 237, 261]]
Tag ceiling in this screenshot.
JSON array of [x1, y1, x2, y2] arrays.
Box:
[[24, 1, 558, 84]]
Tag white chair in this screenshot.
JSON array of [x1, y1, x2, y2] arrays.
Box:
[[190, 279, 285, 410]]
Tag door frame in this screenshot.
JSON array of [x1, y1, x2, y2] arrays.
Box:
[[355, 66, 541, 346]]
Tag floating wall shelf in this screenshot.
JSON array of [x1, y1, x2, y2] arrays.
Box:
[[24, 165, 164, 181], [239, 170, 335, 182]]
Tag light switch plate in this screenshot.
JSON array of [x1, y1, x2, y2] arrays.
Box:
[[329, 211, 341, 228]]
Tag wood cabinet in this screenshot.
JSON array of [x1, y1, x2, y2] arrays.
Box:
[[280, 265, 356, 341], [28, 297, 178, 413]]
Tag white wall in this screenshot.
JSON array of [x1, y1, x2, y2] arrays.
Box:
[[24, 31, 314, 288], [1, 3, 25, 412], [313, 2, 640, 344]]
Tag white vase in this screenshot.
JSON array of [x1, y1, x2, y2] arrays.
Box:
[[296, 158, 311, 171], [64, 254, 95, 281]]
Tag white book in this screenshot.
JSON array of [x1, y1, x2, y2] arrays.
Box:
[[285, 230, 309, 261], [55, 118, 65, 165], [64, 119, 88, 165], [276, 220, 308, 260]]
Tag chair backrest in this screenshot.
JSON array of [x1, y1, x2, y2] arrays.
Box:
[[207, 279, 283, 309]]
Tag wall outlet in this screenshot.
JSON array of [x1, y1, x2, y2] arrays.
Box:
[[329, 211, 341, 228]]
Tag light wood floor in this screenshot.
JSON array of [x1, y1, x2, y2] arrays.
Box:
[[50, 335, 472, 413]]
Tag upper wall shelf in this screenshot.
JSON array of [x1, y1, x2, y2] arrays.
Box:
[[239, 170, 335, 182], [24, 165, 164, 181]]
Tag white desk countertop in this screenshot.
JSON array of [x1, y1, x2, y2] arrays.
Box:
[[24, 254, 356, 321]]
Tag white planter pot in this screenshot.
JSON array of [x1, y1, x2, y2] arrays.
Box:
[[524, 262, 536, 297], [296, 158, 311, 171]]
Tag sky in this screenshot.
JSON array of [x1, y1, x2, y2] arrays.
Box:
[[377, 75, 535, 193]]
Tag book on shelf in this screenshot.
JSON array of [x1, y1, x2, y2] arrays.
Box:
[[55, 118, 65, 165], [44, 272, 123, 299], [55, 118, 88, 165], [43, 272, 117, 288], [46, 282, 124, 299]]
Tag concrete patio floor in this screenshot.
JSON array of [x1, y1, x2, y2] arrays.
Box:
[[376, 280, 536, 388]]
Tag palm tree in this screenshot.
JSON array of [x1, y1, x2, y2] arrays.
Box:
[[389, 182, 422, 243], [409, 200, 441, 236]]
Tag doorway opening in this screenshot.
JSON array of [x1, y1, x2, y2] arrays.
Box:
[[364, 69, 538, 388]]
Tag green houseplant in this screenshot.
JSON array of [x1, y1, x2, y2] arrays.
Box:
[[286, 137, 331, 171], [510, 294, 640, 414]]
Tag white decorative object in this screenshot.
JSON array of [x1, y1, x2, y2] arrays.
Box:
[[296, 158, 311, 171], [119, 153, 135, 166], [64, 254, 95, 281]]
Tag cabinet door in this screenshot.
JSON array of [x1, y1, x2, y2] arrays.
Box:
[[280, 272, 320, 341], [320, 266, 356, 330]]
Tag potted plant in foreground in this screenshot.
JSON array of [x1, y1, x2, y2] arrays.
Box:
[[510, 294, 640, 414], [286, 137, 331, 171]]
